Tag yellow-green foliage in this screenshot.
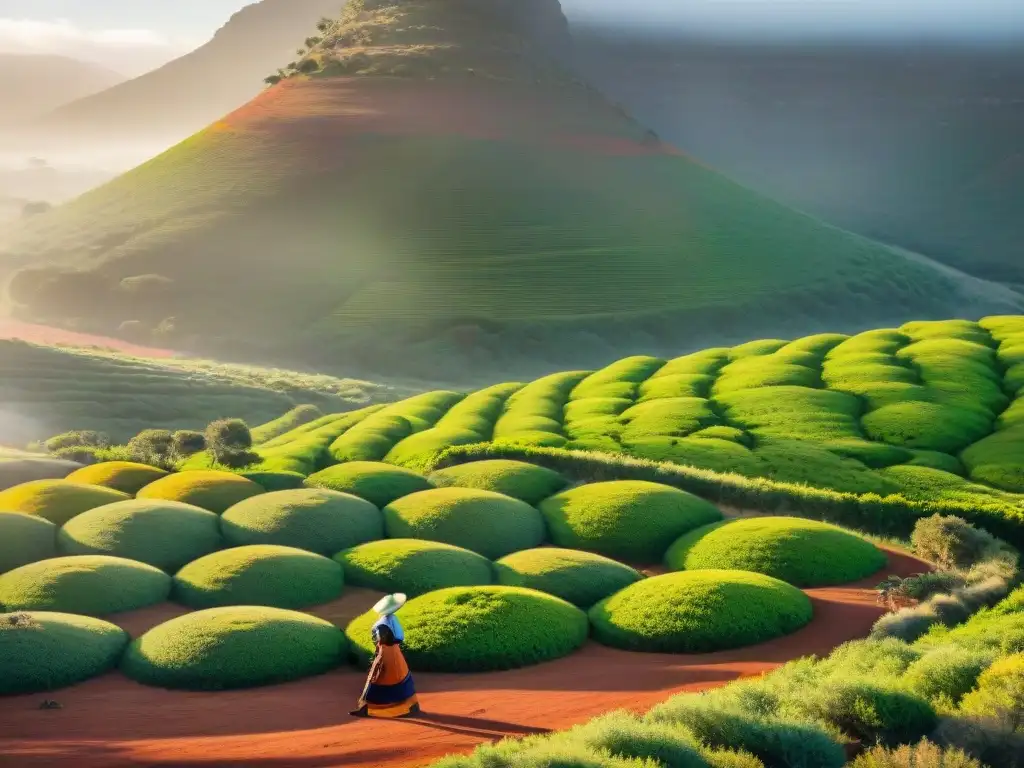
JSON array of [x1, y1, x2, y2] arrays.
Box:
[[589, 570, 813, 652], [173, 545, 343, 610], [66, 461, 169, 495], [0, 513, 56, 574], [59, 499, 222, 572], [330, 391, 462, 462], [665, 517, 887, 587], [638, 373, 715, 401], [306, 461, 433, 507], [619, 398, 717, 440], [958, 653, 1024, 727], [961, 426, 1024, 493], [336, 539, 493, 595], [220, 488, 382, 556], [492, 371, 588, 446], [345, 586, 588, 672], [121, 606, 347, 690], [494, 548, 642, 608], [716, 386, 862, 442], [0, 556, 171, 615], [849, 740, 983, 768], [571, 357, 667, 400], [250, 406, 384, 474], [539, 481, 723, 563], [383, 487, 545, 559], [654, 349, 730, 378], [428, 459, 568, 504], [0, 611, 129, 694], [250, 404, 323, 445], [137, 471, 264, 514], [0, 480, 129, 525]]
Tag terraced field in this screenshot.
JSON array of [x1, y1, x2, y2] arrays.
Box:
[[0, 339, 402, 445]]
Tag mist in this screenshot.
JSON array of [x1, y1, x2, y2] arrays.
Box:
[[562, 0, 1024, 42]]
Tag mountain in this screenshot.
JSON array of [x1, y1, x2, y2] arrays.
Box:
[[26, 0, 346, 146], [1, 0, 1020, 379], [0, 54, 124, 125], [572, 33, 1024, 287]]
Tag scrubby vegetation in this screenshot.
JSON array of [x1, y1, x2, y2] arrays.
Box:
[[346, 586, 589, 672], [665, 517, 888, 587], [335, 539, 493, 596], [0, 480, 129, 525], [121, 606, 347, 690], [590, 570, 813, 653], [172, 545, 343, 610], [58, 499, 223, 572], [493, 548, 642, 608], [383, 488, 546, 560], [305, 461, 433, 507], [220, 488, 382, 556], [539, 481, 723, 563], [0, 611, 129, 694]]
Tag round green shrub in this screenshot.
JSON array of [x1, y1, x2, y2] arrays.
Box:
[[862, 402, 993, 454], [66, 462, 169, 495], [336, 539, 492, 596], [665, 517, 887, 587], [173, 545, 343, 609], [539, 481, 723, 563], [383, 488, 546, 560], [0, 512, 56, 574], [428, 460, 569, 505], [121, 606, 347, 690], [58, 499, 222, 572], [589, 570, 813, 653], [305, 461, 433, 507], [345, 585, 588, 672], [494, 548, 642, 607], [0, 611, 129, 693], [0, 556, 171, 615], [220, 488, 383, 556], [239, 471, 306, 492], [0, 480, 129, 525], [138, 471, 264, 514]]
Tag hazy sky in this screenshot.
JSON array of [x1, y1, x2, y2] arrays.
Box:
[[0, 1, 1022, 73]]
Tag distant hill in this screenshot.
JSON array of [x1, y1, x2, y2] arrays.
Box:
[[0, 54, 124, 124], [1, 0, 1021, 380], [29, 0, 345, 145], [572, 33, 1024, 287]]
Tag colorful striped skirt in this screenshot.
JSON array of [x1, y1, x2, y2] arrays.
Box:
[[361, 642, 419, 718]]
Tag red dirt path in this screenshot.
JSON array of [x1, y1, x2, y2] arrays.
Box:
[[0, 549, 926, 768]]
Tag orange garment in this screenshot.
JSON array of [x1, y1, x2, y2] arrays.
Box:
[[360, 642, 419, 718]]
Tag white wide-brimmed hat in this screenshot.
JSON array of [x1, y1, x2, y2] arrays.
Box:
[[373, 593, 407, 616]]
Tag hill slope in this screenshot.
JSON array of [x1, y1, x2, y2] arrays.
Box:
[[26, 0, 344, 145], [0, 54, 124, 125], [2, 0, 1021, 378], [573, 34, 1024, 287]]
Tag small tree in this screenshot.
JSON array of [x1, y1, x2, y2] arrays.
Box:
[[172, 430, 206, 459], [127, 429, 175, 469], [205, 419, 256, 468], [911, 515, 1000, 571], [44, 430, 110, 453]]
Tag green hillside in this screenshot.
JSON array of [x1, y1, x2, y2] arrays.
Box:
[[0, 340, 401, 445], [3, 0, 1018, 377]]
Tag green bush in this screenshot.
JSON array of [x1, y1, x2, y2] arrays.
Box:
[[306, 461, 433, 507], [428, 460, 568, 504], [802, 680, 938, 746], [220, 488, 382, 556], [66, 461, 169, 495], [906, 451, 967, 476], [126, 429, 175, 470], [0, 513, 56, 574], [539, 481, 723, 563], [345, 586, 588, 672], [335, 539, 492, 596], [172, 430, 207, 458], [554, 711, 710, 768], [862, 402, 993, 454], [665, 516, 887, 587], [0, 555, 171, 615], [904, 647, 994, 705], [205, 418, 255, 468], [383, 488, 545, 560], [239, 470, 306, 491], [959, 653, 1024, 729], [121, 606, 347, 690], [493, 548, 642, 608], [850, 739, 984, 768], [0, 611, 129, 693], [590, 570, 812, 653], [44, 430, 110, 453], [911, 515, 1001, 570], [173, 545, 343, 609], [59, 499, 222, 572], [138, 470, 264, 514], [0, 480, 129, 525]]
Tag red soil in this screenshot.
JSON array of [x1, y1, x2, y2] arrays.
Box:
[[0, 319, 176, 359], [220, 77, 686, 158], [0, 548, 927, 768]]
